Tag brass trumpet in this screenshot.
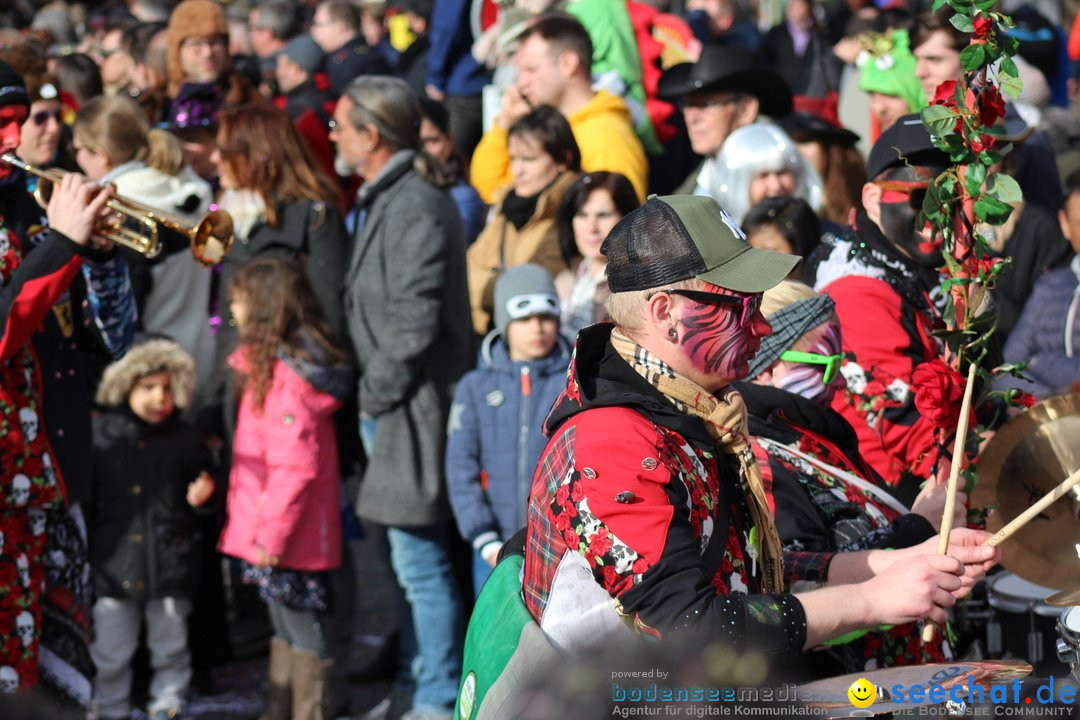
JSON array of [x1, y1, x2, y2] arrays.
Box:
[[2, 153, 234, 267]]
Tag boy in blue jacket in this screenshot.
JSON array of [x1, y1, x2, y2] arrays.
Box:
[[447, 264, 571, 595]]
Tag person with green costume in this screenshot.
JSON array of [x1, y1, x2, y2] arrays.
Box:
[[858, 29, 928, 140]]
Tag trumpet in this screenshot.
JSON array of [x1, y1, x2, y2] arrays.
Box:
[[2, 153, 234, 267]]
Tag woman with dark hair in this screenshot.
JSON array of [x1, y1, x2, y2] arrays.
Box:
[[466, 105, 581, 334], [742, 196, 823, 277], [553, 171, 639, 340], [418, 96, 485, 244], [209, 103, 348, 434], [779, 111, 867, 228]]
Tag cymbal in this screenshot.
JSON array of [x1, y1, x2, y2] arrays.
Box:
[[800, 660, 1032, 718], [1047, 587, 1080, 606], [972, 393, 1080, 590]]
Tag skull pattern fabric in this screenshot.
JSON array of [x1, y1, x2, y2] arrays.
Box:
[[0, 205, 66, 692], [0, 510, 49, 690]]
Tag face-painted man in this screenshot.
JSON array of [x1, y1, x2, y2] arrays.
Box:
[[510, 192, 994, 690]]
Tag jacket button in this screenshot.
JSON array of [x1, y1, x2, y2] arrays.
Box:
[[582, 467, 597, 479], [130, 533, 143, 543], [121, 580, 130, 589], [131, 485, 142, 495]]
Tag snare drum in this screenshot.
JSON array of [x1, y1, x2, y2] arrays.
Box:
[[987, 572, 1065, 675], [1056, 606, 1080, 684]]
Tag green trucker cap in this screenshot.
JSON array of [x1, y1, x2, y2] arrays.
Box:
[[600, 194, 801, 294]]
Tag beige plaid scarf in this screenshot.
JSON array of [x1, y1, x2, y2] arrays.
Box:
[[610, 329, 785, 592]]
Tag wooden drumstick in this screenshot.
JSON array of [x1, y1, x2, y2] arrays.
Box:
[[982, 468, 1080, 548], [923, 362, 978, 644]]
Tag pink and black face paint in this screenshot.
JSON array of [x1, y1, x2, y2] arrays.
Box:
[[674, 283, 769, 381]]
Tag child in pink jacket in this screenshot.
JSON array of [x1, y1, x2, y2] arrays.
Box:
[[217, 257, 353, 720]]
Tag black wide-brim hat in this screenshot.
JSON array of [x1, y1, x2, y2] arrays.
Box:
[[778, 111, 860, 147], [657, 45, 794, 118]]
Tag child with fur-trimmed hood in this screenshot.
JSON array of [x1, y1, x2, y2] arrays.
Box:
[[89, 338, 214, 720]]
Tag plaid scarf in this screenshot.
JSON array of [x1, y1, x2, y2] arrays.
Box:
[[610, 329, 785, 592]]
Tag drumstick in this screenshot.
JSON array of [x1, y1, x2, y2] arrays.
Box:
[[982, 468, 1080, 548], [923, 362, 978, 643]]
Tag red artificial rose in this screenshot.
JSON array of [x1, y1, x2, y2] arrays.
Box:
[[971, 132, 996, 153], [973, 14, 993, 39], [912, 359, 966, 430], [977, 87, 1006, 127], [933, 80, 959, 107], [554, 512, 571, 532], [1014, 391, 1037, 408], [570, 482, 584, 502], [562, 529, 579, 548]]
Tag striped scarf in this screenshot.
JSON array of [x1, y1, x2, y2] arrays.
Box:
[[610, 329, 785, 592]]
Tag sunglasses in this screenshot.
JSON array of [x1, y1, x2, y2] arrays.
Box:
[[29, 109, 62, 127], [651, 288, 763, 327], [779, 350, 843, 384], [874, 179, 929, 210]]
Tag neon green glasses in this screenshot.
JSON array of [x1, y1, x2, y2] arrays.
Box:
[[779, 350, 843, 384]]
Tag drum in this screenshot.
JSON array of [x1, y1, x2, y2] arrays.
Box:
[[1056, 606, 1080, 685], [986, 572, 1065, 675]]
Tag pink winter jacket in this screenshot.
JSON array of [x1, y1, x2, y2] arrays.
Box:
[[218, 349, 344, 571]]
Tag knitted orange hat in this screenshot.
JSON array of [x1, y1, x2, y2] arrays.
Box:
[[166, 0, 229, 97]]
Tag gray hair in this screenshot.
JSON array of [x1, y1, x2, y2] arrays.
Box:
[[252, 0, 303, 40], [342, 75, 456, 187], [342, 75, 421, 153]]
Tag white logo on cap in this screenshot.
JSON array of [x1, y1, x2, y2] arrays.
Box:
[[718, 209, 747, 241]]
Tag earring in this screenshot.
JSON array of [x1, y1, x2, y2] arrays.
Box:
[[668, 328, 678, 340]]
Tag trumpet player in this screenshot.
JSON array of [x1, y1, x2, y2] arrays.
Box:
[[0, 58, 136, 703], [72, 95, 216, 392]]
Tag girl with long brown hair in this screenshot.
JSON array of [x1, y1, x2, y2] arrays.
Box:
[[217, 257, 352, 720]]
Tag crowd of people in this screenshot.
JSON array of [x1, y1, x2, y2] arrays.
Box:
[[1, 0, 1080, 718]]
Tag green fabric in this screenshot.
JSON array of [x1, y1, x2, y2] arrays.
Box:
[[567, 0, 663, 154], [859, 30, 928, 112], [456, 555, 553, 720]]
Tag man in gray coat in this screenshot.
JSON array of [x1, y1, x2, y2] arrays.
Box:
[[331, 75, 471, 720]]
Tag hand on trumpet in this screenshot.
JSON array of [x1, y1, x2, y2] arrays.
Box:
[[46, 173, 116, 252]]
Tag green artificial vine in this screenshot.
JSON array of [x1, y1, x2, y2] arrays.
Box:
[[914, 2, 1036, 510]]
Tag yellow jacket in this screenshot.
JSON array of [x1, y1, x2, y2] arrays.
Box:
[[470, 90, 648, 204], [466, 171, 578, 334]]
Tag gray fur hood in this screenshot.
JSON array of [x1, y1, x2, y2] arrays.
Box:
[[96, 339, 197, 409]]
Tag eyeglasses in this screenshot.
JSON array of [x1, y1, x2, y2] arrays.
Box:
[[779, 350, 844, 384], [874, 179, 929, 210], [650, 288, 763, 327], [180, 35, 227, 52], [29, 109, 62, 127]]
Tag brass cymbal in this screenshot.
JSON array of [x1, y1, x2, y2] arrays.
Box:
[[800, 660, 1032, 717], [1047, 587, 1080, 606], [972, 393, 1080, 589]]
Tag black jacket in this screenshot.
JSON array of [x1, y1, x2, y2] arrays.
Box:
[[89, 408, 212, 600]]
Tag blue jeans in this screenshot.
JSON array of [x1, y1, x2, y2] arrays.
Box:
[[472, 550, 493, 598], [360, 418, 465, 712]]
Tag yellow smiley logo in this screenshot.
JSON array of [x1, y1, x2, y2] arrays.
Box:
[[847, 678, 876, 708]]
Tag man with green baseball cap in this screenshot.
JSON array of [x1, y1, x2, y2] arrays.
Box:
[[454, 195, 999, 720]]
